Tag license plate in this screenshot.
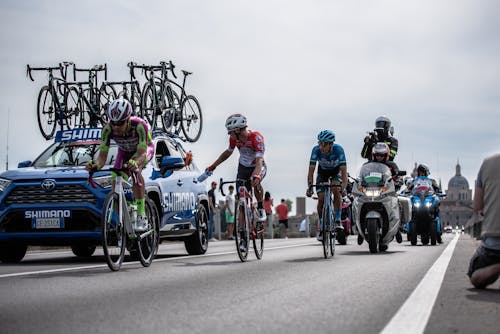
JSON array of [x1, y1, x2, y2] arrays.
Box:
[[32, 218, 65, 229]]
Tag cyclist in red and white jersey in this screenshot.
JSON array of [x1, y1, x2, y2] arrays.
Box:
[[205, 114, 267, 222]]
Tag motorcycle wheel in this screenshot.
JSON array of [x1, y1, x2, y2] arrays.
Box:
[[367, 218, 379, 254], [430, 220, 437, 246], [409, 221, 417, 246]]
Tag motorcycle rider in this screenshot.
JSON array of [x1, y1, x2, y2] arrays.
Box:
[[361, 116, 398, 161], [371, 142, 404, 243], [408, 163, 443, 243]]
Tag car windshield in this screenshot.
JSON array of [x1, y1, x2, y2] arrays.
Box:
[[32, 141, 118, 167]]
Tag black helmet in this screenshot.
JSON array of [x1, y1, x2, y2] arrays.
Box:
[[375, 116, 391, 133], [417, 163, 430, 176]]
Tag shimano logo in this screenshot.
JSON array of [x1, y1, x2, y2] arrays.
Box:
[[56, 128, 102, 143], [164, 193, 196, 212], [25, 210, 71, 219], [41, 179, 56, 192]]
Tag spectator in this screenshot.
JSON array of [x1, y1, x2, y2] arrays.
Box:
[[225, 185, 235, 240], [467, 153, 500, 289], [264, 191, 274, 238], [276, 199, 289, 239], [208, 181, 218, 241]]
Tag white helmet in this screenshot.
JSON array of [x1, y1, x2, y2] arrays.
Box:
[[107, 98, 132, 122], [225, 113, 247, 131]]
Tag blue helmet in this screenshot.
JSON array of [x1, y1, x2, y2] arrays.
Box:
[[317, 130, 335, 143]]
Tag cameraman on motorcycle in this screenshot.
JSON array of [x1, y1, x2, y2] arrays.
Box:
[[361, 116, 399, 161]]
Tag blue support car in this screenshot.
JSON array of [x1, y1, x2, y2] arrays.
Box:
[[0, 128, 209, 263]]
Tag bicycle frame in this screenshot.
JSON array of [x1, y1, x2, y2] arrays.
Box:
[[313, 180, 338, 258]]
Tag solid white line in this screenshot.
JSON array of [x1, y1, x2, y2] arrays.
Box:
[[380, 234, 459, 334], [0, 241, 316, 278]]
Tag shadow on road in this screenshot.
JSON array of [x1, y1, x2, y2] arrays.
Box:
[[465, 288, 500, 304]]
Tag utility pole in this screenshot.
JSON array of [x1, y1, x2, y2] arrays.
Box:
[[5, 109, 9, 171]]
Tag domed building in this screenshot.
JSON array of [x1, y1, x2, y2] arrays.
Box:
[[440, 161, 473, 228]]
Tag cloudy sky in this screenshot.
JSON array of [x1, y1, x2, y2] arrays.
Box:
[[1, 0, 499, 214]]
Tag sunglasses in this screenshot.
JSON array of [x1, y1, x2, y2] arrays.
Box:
[[111, 120, 126, 126]]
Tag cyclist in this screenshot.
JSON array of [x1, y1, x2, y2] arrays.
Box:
[[204, 113, 267, 224], [306, 130, 348, 240], [361, 116, 399, 161], [86, 98, 154, 231]]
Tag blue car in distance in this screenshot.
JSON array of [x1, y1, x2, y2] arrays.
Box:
[[0, 128, 209, 263]]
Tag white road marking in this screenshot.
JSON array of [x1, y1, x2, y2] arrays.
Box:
[[0, 241, 316, 278], [380, 233, 459, 334]]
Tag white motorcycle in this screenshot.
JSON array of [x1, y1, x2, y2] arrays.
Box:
[[352, 162, 406, 253]]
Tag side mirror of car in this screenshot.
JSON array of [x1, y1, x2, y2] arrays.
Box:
[[160, 156, 185, 175], [17, 160, 32, 168]]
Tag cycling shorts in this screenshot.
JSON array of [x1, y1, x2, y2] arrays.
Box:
[[236, 163, 267, 192], [316, 168, 341, 194]]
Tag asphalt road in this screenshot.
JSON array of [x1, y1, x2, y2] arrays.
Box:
[[0, 233, 498, 334]]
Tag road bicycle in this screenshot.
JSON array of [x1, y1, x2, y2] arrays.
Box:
[[68, 64, 113, 128], [89, 167, 159, 271], [27, 62, 76, 139], [163, 61, 203, 142], [220, 178, 264, 262], [311, 180, 340, 258], [138, 61, 202, 142]]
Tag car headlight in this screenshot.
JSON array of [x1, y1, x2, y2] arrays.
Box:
[[0, 178, 12, 192], [92, 175, 113, 188]]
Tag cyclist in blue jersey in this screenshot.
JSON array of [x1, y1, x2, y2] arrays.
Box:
[[306, 130, 348, 240]]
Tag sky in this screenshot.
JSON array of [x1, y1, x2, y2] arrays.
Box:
[[1, 0, 499, 214]]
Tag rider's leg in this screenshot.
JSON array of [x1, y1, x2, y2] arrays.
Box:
[[333, 186, 342, 222]]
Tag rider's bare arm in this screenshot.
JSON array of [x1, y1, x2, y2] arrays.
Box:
[[210, 149, 233, 170]]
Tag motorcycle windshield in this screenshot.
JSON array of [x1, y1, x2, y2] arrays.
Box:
[[412, 177, 434, 196], [358, 162, 391, 187]]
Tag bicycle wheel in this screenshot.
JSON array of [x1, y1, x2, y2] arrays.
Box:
[[180, 95, 202, 142], [137, 197, 160, 267], [141, 82, 166, 130], [99, 85, 117, 121], [102, 192, 126, 271], [322, 202, 332, 258], [162, 87, 180, 134], [252, 220, 265, 260], [64, 86, 82, 129], [234, 204, 249, 262], [37, 86, 57, 139]]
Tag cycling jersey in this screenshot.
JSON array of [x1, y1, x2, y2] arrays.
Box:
[[99, 116, 154, 168], [309, 144, 346, 173], [228, 130, 265, 167]]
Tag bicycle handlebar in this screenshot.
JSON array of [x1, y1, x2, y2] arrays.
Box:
[[73, 63, 107, 81], [26, 63, 68, 81], [88, 167, 142, 188], [219, 178, 252, 197]]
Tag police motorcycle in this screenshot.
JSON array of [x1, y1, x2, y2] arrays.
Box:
[[406, 177, 444, 246], [352, 162, 406, 253]]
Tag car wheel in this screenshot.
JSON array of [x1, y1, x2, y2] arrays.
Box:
[[184, 203, 208, 255], [0, 242, 28, 263], [71, 244, 96, 257]]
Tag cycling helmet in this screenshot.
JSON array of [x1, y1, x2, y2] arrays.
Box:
[[225, 114, 247, 131], [107, 98, 132, 122], [371, 142, 390, 162], [317, 130, 335, 143], [417, 163, 430, 176], [375, 116, 391, 132]]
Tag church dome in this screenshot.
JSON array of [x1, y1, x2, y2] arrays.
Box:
[[448, 162, 469, 189]]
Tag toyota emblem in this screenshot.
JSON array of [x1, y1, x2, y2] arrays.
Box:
[[41, 179, 56, 192]]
